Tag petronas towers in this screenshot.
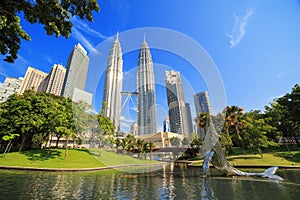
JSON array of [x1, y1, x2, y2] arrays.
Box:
[[102, 35, 157, 134], [102, 34, 123, 131], [137, 39, 157, 135]]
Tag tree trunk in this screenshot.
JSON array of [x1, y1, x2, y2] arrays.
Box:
[[19, 135, 26, 152], [56, 135, 61, 148], [64, 137, 69, 159]]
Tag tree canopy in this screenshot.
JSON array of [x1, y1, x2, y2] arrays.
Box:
[[0, 0, 100, 63]]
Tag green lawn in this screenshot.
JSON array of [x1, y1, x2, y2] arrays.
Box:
[[0, 148, 104, 168], [87, 148, 160, 166], [0, 148, 160, 169], [191, 151, 300, 167]]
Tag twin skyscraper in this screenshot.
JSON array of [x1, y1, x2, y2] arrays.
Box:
[[102, 34, 157, 135]]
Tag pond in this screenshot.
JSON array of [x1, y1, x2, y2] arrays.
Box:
[[1, 164, 300, 200]]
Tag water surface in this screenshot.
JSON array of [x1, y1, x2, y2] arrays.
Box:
[[1, 164, 300, 199]]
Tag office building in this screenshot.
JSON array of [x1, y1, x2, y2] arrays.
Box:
[[185, 102, 193, 134], [163, 117, 170, 132], [38, 64, 66, 96], [194, 91, 212, 115], [137, 38, 157, 135], [0, 77, 23, 103], [165, 70, 189, 135], [18, 66, 48, 95], [61, 43, 90, 100], [102, 34, 123, 130]]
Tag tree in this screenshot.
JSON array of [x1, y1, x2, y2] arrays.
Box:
[[265, 84, 300, 148], [0, 0, 100, 63], [222, 106, 244, 153], [241, 111, 278, 157], [170, 136, 181, 147], [195, 112, 210, 141]]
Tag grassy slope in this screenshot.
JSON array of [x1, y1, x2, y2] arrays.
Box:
[[0, 148, 159, 169], [88, 148, 160, 166], [191, 151, 300, 167]]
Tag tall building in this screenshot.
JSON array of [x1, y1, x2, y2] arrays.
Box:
[[165, 70, 189, 135], [38, 64, 66, 96], [18, 66, 48, 95], [194, 91, 212, 138], [61, 43, 90, 99], [0, 77, 23, 103], [102, 34, 123, 130], [137, 38, 157, 135], [163, 117, 170, 132], [185, 103, 193, 134], [194, 91, 212, 115]]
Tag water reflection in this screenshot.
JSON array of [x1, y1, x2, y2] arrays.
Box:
[[1, 165, 300, 199]]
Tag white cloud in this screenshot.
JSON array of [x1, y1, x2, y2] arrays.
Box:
[[226, 9, 254, 49], [277, 67, 300, 79], [0, 82, 3, 89], [71, 27, 98, 53], [71, 16, 107, 39], [120, 115, 134, 124], [45, 55, 54, 65]]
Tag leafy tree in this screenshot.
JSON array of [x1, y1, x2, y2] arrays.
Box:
[[170, 136, 181, 147], [265, 84, 300, 148], [0, 0, 100, 63], [241, 111, 278, 157]]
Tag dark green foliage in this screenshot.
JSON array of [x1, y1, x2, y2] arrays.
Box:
[[0, 0, 100, 63]]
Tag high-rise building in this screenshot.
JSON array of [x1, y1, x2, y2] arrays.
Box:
[[61, 43, 90, 99], [0, 77, 23, 103], [38, 64, 66, 96], [137, 38, 157, 135], [194, 91, 212, 115], [165, 70, 189, 135], [102, 34, 123, 130], [194, 91, 212, 138], [18, 66, 48, 95], [185, 102, 193, 134], [163, 117, 170, 132]]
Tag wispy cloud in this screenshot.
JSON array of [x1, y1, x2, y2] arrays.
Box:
[[71, 16, 107, 39], [45, 55, 54, 65], [120, 115, 134, 124], [277, 67, 300, 79], [71, 27, 98, 53], [226, 9, 254, 49], [120, 115, 134, 130]]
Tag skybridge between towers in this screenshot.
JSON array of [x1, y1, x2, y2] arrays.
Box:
[[121, 91, 138, 111]]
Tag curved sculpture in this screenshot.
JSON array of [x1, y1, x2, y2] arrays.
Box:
[[202, 119, 283, 181]]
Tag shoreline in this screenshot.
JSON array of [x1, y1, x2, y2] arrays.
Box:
[[0, 163, 165, 172], [1, 161, 300, 172]]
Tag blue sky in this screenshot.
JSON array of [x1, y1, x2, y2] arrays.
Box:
[[1, 1, 300, 132]]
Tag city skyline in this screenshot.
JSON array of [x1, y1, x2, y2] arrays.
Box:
[[1, 1, 299, 132]]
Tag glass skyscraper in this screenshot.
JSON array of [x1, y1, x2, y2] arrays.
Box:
[[61, 43, 90, 100], [102, 34, 123, 131], [137, 38, 157, 135], [165, 70, 189, 135]]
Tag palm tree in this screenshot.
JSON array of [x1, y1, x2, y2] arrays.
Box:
[[148, 141, 155, 160], [136, 139, 144, 158], [223, 106, 244, 152], [195, 112, 210, 141]]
